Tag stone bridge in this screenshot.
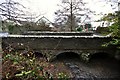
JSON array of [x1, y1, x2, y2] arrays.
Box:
[[1, 32, 116, 61]]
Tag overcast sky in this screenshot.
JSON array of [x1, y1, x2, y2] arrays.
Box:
[[24, 0, 118, 22], [0, 0, 119, 22]]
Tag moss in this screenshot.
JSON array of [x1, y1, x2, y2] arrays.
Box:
[[80, 52, 91, 62]]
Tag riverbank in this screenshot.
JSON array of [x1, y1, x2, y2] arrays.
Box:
[[2, 50, 120, 79]]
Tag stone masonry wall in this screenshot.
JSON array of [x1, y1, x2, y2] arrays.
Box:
[[2, 36, 114, 54]]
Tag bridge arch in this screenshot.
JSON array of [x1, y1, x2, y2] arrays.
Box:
[[32, 51, 44, 58], [54, 51, 81, 60], [89, 52, 111, 61]]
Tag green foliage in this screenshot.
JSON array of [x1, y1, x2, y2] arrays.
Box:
[[101, 12, 118, 23], [7, 24, 26, 34], [7, 20, 52, 34], [106, 13, 120, 49], [100, 11, 120, 36], [101, 11, 120, 50], [15, 71, 32, 77], [2, 51, 44, 79], [77, 27, 83, 32], [96, 27, 110, 35], [2, 49, 69, 79], [8, 25, 14, 34], [81, 52, 91, 62], [109, 22, 120, 37], [57, 72, 68, 80], [102, 38, 120, 49]]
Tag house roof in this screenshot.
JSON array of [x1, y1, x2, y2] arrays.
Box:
[[35, 16, 58, 28], [36, 16, 53, 24]]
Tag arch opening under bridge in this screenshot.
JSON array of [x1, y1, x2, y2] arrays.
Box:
[[55, 52, 80, 61], [89, 52, 113, 62]]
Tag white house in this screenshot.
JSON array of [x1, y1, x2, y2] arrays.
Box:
[[91, 21, 114, 30]]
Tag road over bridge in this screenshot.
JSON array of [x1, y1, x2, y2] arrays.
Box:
[[1, 32, 117, 61]]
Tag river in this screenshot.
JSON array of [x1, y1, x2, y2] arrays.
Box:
[[52, 52, 120, 79]]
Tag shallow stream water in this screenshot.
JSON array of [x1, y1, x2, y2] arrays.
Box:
[[53, 52, 120, 79]]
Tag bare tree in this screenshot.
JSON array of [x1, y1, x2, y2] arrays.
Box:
[[105, 0, 118, 10], [54, 0, 94, 31], [0, 0, 35, 22]]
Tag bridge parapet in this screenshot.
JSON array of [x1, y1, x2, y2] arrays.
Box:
[[22, 31, 94, 36], [2, 35, 113, 49]]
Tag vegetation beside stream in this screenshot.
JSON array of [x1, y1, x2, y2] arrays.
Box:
[[2, 48, 71, 80]]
